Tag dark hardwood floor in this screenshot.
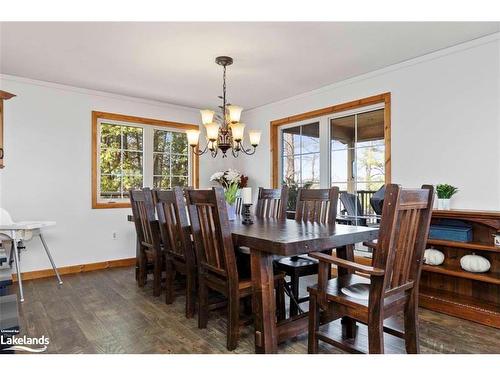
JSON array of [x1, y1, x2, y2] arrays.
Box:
[[16, 267, 500, 354]]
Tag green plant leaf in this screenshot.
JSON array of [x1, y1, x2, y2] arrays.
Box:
[[436, 184, 459, 199]]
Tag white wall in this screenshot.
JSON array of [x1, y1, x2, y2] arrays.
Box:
[[0, 76, 234, 272], [238, 34, 500, 210]]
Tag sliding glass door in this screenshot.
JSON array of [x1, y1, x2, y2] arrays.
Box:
[[279, 105, 387, 215]]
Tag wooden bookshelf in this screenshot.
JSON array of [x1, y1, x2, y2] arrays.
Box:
[[421, 209, 500, 329]]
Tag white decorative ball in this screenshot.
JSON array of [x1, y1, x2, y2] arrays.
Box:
[[424, 248, 445, 266], [460, 254, 491, 273]]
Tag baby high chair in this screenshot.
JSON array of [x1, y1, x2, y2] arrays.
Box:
[[0, 208, 62, 302]]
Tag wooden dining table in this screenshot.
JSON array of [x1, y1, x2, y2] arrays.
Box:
[[127, 214, 378, 354], [230, 217, 378, 353]]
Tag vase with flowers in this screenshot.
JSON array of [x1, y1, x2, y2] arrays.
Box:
[[210, 169, 248, 220]]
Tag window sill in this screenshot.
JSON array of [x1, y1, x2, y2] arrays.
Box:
[[92, 201, 131, 209]]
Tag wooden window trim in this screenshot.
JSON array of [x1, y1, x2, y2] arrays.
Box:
[[270, 92, 391, 188], [92, 111, 199, 209], [0, 90, 16, 169]]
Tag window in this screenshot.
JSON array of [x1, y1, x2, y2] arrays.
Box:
[[92, 112, 199, 208]]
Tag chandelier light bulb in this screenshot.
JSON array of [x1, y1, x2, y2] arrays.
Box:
[[249, 130, 261, 146], [230, 122, 245, 142], [227, 105, 243, 123], [186, 129, 200, 146], [200, 109, 215, 125], [205, 122, 220, 141]]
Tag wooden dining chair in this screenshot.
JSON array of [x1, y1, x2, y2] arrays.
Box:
[[129, 188, 164, 297], [185, 187, 286, 351], [154, 187, 197, 318], [307, 184, 434, 354], [255, 186, 289, 219], [237, 186, 289, 279], [274, 187, 339, 317]]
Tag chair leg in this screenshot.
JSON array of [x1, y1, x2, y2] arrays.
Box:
[[198, 277, 208, 329], [135, 238, 140, 281], [138, 249, 147, 287], [152, 252, 162, 297], [185, 270, 196, 319], [368, 314, 384, 354], [308, 293, 320, 354], [243, 296, 253, 315], [341, 317, 357, 339], [289, 273, 300, 317], [404, 292, 420, 354], [165, 258, 175, 304], [275, 278, 286, 322], [227, 292, 240, 351]]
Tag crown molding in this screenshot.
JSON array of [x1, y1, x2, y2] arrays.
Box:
[[0, 73, 200, 113]]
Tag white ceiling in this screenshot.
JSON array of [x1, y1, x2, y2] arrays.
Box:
[[1, 22, 499, 110]]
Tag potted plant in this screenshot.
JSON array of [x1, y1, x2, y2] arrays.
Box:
[[436, 184, 458, 210], [282, 177, 313, 212], [210, 169, 248, 220]]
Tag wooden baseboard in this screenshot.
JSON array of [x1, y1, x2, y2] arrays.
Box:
[[12, 257, 136, 282]]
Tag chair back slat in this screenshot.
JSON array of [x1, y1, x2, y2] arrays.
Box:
[[130, 188, 159, 249], [372, 184, 434, 295], [255, 186, 288, 219], [186, 188, 237, 281], [154, 187, 195, 264], [235, 197, 243, 214], [294, 187, 339, 224]]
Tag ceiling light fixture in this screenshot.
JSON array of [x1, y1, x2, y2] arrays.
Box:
[[186, 56, 261, 158]]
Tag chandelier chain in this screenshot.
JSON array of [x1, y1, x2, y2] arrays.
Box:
[[222, 65, 227, 126]]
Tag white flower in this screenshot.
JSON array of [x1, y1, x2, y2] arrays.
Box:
[[225, 169, 241, 184], [210, 171, 224, 181]]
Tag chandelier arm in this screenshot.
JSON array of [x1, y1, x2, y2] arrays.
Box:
[[231, 147, 239, 158], [191, 142, 209, 156], [210, 147, 219, 158], [239, 141, 257, 155]]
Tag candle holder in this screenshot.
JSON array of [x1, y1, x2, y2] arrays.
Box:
[[242, 203, 253, 225]]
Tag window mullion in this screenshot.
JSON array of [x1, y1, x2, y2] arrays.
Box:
[[319, 115, 330, 188], [143, 126, 154, 188], [120, 126, 124, 199]]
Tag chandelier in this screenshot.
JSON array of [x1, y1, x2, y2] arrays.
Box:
[[186, 56, 261, 158]]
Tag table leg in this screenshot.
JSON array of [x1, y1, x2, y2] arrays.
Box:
[[336, 244, 357, 338], [250, 248, 278, 354], [336, 245, 354, 277]]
